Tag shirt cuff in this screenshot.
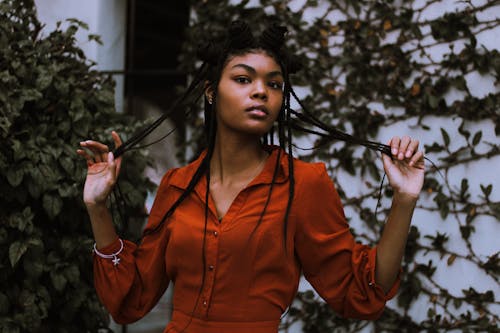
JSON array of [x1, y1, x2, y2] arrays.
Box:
[[94, 237, 122, 255]]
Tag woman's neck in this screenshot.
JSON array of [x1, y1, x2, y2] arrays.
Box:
[[210, 134, 268, 186]]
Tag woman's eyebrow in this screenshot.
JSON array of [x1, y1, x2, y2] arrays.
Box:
[[231, 63, 283, 78]]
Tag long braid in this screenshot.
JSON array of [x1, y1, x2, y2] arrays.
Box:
[[283, 73, 295, 251], [247, 149, 282, 241], [177, 92, 217, 333], [113, 62, 208, 158], [288, 86, 392, 156]]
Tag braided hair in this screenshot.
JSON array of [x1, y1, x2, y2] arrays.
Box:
[[112, 21, 393, 242]]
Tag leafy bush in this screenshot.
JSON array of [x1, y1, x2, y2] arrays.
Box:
[[0, 1, 152, 332]]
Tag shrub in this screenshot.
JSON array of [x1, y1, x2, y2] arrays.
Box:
[[0, 1, 152, 331]]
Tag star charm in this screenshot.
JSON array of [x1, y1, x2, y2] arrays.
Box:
[[112, 256, 121, 266]]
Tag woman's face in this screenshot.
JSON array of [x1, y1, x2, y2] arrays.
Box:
[[212, 51, 284, 138]]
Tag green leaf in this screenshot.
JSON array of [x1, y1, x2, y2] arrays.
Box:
[[480, 184, 492, 197], [50, 271, 68, 292], [64, 265, 80, 285], [23, 251, 45, 280], [472, 131, 482, 146], [88, 34, 103, 45], [440, 128, 450, 146], [8, 207, 34, 232], [428, 95, 439, 108], [460, 179, 469, 195], [59, 156, 74, 174], [66, 18, 89, 30], [9, 241, 28, 267], [6, 167, 23, 187], [35, 69, 53, 90], [42, 193, 63, 219], [458, 121, 470, 139], [21, 88, 43, 102], [57, 183, 76, 198]]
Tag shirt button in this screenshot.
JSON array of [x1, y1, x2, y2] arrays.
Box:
[[203, 300, 207, 307], [213, 231, 218, 237], [208, 265, 214, 271]]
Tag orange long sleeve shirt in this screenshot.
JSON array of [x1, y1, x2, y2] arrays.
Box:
[[93, 146, 399, 332]]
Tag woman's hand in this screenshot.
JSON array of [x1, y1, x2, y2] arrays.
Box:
[[382, 136, 425, 199], [77, 131, 123, 207]]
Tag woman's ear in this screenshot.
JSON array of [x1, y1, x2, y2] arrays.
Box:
[[204, 81, 214, 105]]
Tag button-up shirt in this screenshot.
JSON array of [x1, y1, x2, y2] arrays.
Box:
[[93, 146, 399, 333]]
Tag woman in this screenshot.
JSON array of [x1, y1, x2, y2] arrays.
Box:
[[77, 21, 424, 332]]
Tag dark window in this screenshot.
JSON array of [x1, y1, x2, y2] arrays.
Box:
[[125, 0, 190, 130]]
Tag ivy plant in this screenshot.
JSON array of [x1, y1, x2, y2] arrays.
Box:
[[180, 0, 499, 332], [0, 1, 153, 332]]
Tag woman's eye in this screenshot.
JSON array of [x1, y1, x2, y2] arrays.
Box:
[[235, 77, 250, 84], [269, 81, 283, 89]]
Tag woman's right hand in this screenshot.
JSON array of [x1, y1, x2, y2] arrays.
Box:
[[77, 131, 123, 207]]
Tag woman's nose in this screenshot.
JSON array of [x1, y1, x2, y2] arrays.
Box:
[[251, 81, 267, 100]]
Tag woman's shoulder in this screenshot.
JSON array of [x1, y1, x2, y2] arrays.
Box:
[[157, 152, 206, 189], [268, 145, 328, 181], [292, 157, 329, 182]]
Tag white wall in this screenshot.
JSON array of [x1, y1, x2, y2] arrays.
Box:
[[278, 0, 500, 332], [34, 0, 126, 113]]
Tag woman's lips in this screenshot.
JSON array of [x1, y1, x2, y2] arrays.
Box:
[[246, 105, 268, 117]]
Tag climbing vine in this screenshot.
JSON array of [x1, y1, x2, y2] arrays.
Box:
[[181, 0, 499, 331]]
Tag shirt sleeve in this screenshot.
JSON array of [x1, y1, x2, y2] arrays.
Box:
[[294, 162, 400, 320], [93, 169, 177, 324]]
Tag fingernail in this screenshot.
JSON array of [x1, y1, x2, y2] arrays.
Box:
[[392, 148, 397, 154], [406, 150, 412, 158]]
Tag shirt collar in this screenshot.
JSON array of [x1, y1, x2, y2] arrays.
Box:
[[169, 145, 289, 191]]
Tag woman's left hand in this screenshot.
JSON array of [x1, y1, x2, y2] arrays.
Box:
[[382, 136, 425, 199]]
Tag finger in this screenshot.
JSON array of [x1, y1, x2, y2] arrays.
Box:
[[398, 136, 411, 160], [107, 152, 116, 172], [76, 149, 93, 160], [93, 151, 105, 163], [81, 140, 109, 152], [81, 140, 109, 163], [76, 149, 95, 166], [111, 132, 123, 174], [107, 152, 117, 182], [111, 131, 123, 148], [409, 151, 425, 168], [382, 150, 392, 165], [390, 137, 400, 157], [405, 139, 420, 159]]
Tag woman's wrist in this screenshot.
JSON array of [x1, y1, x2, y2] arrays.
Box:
[[83, 200, 108, 210], [392, 190, 420, 203], [85, 200, 108, 213]]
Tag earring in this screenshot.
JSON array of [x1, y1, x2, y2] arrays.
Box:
[[208, 98, 213, 105]]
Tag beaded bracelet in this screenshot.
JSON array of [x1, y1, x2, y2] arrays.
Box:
[[93, 238, 124, 266]]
